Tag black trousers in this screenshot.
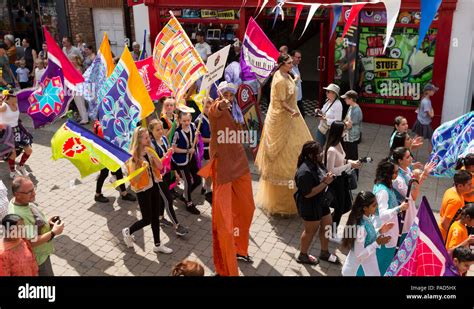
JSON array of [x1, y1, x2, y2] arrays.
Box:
[[172, 158, 200, 203], [130, 182, 162, 246], [297, 100, 306, 118], [158, 173, 179, 225], [96, 168, 126, 194]]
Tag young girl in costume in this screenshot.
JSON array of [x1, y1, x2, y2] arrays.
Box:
[[445, 203, 474, 251], [148, 119, 188, 236], [342, 191, 394, 276], [122, 127, 173, 254], [160, 97, 178, 140], [455, 154, 474, 203], [172, 111, 201, 215], [372, 158, 409, 274]]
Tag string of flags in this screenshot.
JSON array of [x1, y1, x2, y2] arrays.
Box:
[[260, 0, 439, 53]]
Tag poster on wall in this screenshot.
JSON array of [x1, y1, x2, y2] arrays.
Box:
[[334, 26, 437, 106]]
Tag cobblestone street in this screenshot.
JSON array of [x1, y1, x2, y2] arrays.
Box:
[[1, 115, 455, 276]]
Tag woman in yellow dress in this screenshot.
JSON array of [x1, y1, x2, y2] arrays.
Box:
[[255, 54, 313, 216]]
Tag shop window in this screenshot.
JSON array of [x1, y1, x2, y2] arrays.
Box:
[[160, 8, 240, 55], [334, 11, 437, 107]]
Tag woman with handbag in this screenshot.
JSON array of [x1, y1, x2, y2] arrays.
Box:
[[324, 121, 361, 242], [294, 141, 339, 265], [315, 83, 343, 147], [0, 91, 33, 179]]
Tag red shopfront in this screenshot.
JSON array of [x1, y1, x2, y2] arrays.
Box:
[[144, 0, 457, 127]]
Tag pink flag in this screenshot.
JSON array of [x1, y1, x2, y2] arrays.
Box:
[[135, 56, 171, 101]]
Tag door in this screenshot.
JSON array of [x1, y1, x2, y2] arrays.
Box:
[[93, 8, 126, 56], [316, 20, 330, 108]]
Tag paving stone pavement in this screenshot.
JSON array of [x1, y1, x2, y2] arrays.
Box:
[[0, 114, 455, 276]]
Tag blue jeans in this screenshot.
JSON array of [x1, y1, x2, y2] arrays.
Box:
[[315, 129, 327, 147]]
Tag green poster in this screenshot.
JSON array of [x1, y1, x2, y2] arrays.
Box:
[[334, 26, 437, 106]]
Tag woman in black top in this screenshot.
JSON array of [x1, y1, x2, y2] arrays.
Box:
[[294, 141, 339, 265]]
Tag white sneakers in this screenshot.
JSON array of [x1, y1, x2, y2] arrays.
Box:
[[153, 244, 173, 254], [122, 227, 173, 254], [122, 228, 134, 248], [9, 171, 17, 179]]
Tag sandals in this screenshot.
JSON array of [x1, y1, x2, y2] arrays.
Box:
[[296, 253, 319, 265], [319, 251, 341, 265]]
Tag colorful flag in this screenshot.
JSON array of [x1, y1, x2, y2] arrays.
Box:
[[16, 27, 84, 128], [97, 47, 155, 152], [51, 120, 131, 178], [385, 197, 458, 276], [136, 56, 171, 101], [83, 32, 115, 120], [429, 111, 474, 178], [153, 14, 208, 103], [240, 17, 279, 83]]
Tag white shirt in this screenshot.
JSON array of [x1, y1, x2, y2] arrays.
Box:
[[34, 67, 46, 87], [342, 216, 381, 276], [16, 67, 30, 83], [291, 66, 302, 101], [0, 103, 19, 127], [374, 190, 400, 249], [318, 99, 343, 131], [392, 167, 418, 234], [326, 144, 351, 176], [195, 42, 212, 62]]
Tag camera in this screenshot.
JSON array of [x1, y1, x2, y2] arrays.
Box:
[[314, 109, 323, 117], [359, 156, 373, 163], [51, 216, 61, 225]]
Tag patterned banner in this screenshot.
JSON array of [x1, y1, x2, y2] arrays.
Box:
[[429, 112, 474, 178], [240, 17, 279, 83], [385, 197, 457, 276], [97, 47, 155, 152], [136, 56, 171, 101], [51, 120, 131, 178], [83, 32, 115, 120], [16, 27, 84, 128], [152, 14, 208, 103]]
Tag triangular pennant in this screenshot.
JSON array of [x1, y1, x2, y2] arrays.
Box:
[[300, 4, 321, 39], [381, 0, 401, 53], [416, 0, 442, 51], [256, 0, 269, 17], [330, 6, 342, 39], [293, 5, 304, 33], [341, 4, 365, 39]]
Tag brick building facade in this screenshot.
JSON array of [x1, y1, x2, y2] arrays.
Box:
[[67, 0, 136, 51]]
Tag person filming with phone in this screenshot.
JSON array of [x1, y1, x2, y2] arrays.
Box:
[[8, 176, 64, 276]]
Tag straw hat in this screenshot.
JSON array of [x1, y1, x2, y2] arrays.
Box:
[[323, 83, 340, 96]]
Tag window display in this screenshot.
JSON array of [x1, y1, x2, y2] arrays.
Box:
[[334, 24, 437, 107]]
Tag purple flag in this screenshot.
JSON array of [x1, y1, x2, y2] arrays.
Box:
[[17, 27, 84, 128], [240, 17, 279, 83], [385, 197, 458, 276]]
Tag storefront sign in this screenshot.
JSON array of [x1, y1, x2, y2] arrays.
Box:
[[374, 58, 403, 72], [200, 45, 230, 92], [217, 10, 236, 20], [201, 9, 217, 18]]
